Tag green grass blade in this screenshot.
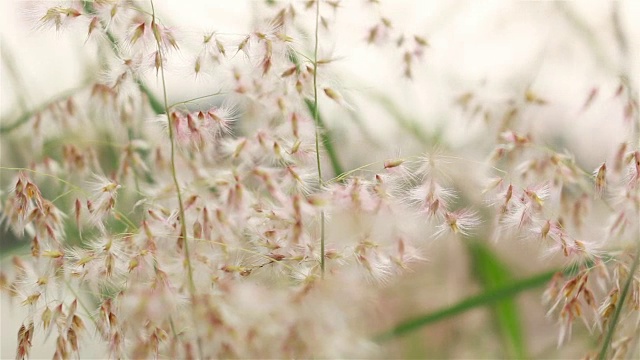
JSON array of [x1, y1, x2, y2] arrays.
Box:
[[304, 99, 345, 177], [285, 50, 344, 177], [366, 90, 433, 145], [468, 241, 527, 359], [138, 81, 165, 115], [375, 269, 557, 342], [597, 244, 640, 360]]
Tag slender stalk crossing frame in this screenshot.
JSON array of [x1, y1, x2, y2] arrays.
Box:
[[311, 0, 326, 277], [148, 1, 202, 358], [597, 223, 640, 360]]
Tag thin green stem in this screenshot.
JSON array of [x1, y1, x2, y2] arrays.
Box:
[[168, 90, 225, 110], [597, 230, 640, 360], [63, 278, 99, 328], [113, 210, 139, 231], [312, 3, 322, 184], [169, 316, 179, 342], [148, 1, 202, 358], [311, 0, 326, 277]]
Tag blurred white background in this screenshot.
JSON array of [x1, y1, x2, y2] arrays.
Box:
[[3, 1, 639, 166]]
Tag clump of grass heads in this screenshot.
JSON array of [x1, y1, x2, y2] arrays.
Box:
[[1, 1, 639, 359]]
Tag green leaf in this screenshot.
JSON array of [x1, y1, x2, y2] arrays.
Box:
[[304, 99, 345, 177], [597, 244, 640, 360], [375, 269, 557, 342], [138, 81, 165, 115], [467, 241, 527, 359]]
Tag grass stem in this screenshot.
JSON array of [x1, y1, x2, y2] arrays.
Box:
[[149, 1, 202, 358], [312, 0, 326, 277]]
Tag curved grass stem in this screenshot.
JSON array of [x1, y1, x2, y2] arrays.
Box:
[[311, 0, 326, 278], [148, 1, 202, 358], [597, 226, 640, 360]]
